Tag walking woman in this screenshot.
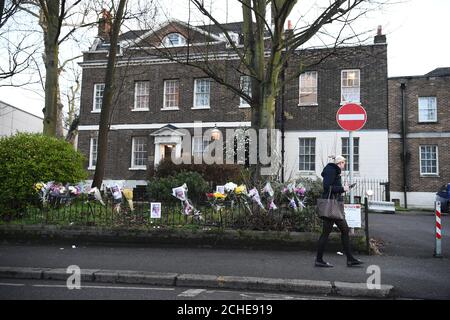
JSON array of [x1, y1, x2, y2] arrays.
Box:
[[315, 155, 363, 267]]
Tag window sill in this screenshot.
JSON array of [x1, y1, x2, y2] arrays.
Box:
[[340, 101, 361, 105], [91, 110, 101, 113], [420, 174, 439, 178], [88, 166, 96, 170], [298, 103, 318, 107], [129, 167, 147, 171], [161, 107, 180, 111], [238, 105, 251, 109], [417, 121, 438, 124], [298, 171, 316, 175], [191, 106, 210, 110], [131, 108, 150, 112]]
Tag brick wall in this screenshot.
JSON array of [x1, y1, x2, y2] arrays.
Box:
[[79, 62, 252, 127], [283, 44, 388, 131], [388, 75, 450, 193], [388, 76, 450, 134]]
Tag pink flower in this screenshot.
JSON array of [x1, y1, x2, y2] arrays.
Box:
[[295, 187, 306, 196]]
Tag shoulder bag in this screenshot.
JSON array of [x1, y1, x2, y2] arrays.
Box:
[[316, 188, 345, 220]]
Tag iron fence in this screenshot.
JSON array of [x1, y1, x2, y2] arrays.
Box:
[[1, 194, 322, 233], [341, 178, 390, 203]]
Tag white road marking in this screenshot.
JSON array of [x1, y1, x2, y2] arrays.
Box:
[[0, 282, 26, 287], [178, 288, 206, 297], [338, 114, 365, 120], [31, 284, 175, 291]]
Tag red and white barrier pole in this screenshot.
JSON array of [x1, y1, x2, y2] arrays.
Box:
[[434, 201, 442, 258]]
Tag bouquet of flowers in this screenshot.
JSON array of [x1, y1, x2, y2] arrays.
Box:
[[206, 191, 227, 211], [34, 181, 85, 206], [248, 187, 265, 210], [261, 182, 277, 211], [122, 188, 134, 211], [281, 182, 306, 212], [172, 183, 201, 218], [226, 182, 248, 207]]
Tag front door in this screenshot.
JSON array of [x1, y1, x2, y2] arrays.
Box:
[[157, 143, 176, 164], [163, 144, 175, 160]]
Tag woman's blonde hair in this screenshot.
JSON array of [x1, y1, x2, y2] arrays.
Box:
[[329, 155, 346, 164]]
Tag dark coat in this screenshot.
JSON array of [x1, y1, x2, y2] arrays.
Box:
[[321, 163, 345, 201]]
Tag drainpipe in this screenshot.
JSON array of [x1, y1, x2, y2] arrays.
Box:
[[400, 82, 408, 208]]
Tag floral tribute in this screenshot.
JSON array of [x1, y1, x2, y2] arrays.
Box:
[[33, 181, 116, 207], [205, 180, 307, 214], [171, 183, 201, 219], [281, 182, 307, 212]]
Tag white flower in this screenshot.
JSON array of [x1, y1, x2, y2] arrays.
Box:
[[224, 182, 238, 192]]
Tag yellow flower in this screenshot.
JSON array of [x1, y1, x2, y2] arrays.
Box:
[[235, 185, 246, 194], [122, 188, 133, 200], [213, 192, 226, 199], [34, 183, 44, 192]]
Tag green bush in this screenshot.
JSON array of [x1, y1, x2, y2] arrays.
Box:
[[0, 133, 88, 219], [148, 157, 249, 187], [147, 171, 209, 204]]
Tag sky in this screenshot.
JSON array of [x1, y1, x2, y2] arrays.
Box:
[[0, 0, 449, 118]]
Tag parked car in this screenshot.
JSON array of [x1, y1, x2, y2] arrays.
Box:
[[436, 183, 450, 213]]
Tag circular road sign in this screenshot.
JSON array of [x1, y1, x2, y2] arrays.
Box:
[[336, 103, 367, 131]]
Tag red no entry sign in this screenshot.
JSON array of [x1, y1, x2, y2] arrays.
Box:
[[336, 103, 367, 131]]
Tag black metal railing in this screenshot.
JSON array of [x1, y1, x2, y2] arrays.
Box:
[[341, 178, 390, 203], [1, 195, 322, 233]]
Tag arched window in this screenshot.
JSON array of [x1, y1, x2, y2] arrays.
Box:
[[163, 33, 186, 47]]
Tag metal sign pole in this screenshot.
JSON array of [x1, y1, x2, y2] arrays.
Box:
[[349, 131, 354, 204]]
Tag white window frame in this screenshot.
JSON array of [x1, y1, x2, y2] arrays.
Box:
[[163, 79, 180, 110], [192, 136, 210, 156], [92, 83, 105, 112], [239, 75, 251, 108], [88, 137, 98, 170], [299, 138, 316, 172], [341, 69, 360, 104], [130, 137, 147, 170], [193, 78, 211, 109], [133, 81, 150, 111], [163, 33, 186, 47], [298, 71, 318, 106], [419, 145, 439, 176], [418, 96, 437, 122], [341, 137, 360, 172]]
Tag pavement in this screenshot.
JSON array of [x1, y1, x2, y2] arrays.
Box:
[[0, 278, 363, 300], [0, 211, 448, 299]]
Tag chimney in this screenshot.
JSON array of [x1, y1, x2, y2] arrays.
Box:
[[287, 20, 293, 30], [98, 9, 112, 41], [374, 25, 386, 44], [284, 19, 294, 41]]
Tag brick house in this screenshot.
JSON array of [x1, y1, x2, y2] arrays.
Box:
[[388, 68, 450, 209], [77, 19, 388, 194]]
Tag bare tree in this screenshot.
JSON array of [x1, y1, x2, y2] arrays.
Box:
[[0, 0, 21, 29], [0, 0, 41, 83], [125, 0, 383, 180], [17, 0, 96, 137], [91, 0, 127, 189], [63, 61, 80, 145]]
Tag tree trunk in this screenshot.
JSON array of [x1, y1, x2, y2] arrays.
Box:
[[42, 1, 60, 137], [91, 0, 127, 189], [56, 78, 65, 138]]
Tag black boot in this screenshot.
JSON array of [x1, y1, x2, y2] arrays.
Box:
[[315, 260, 334, 268], [347, 258, 364, 267]]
